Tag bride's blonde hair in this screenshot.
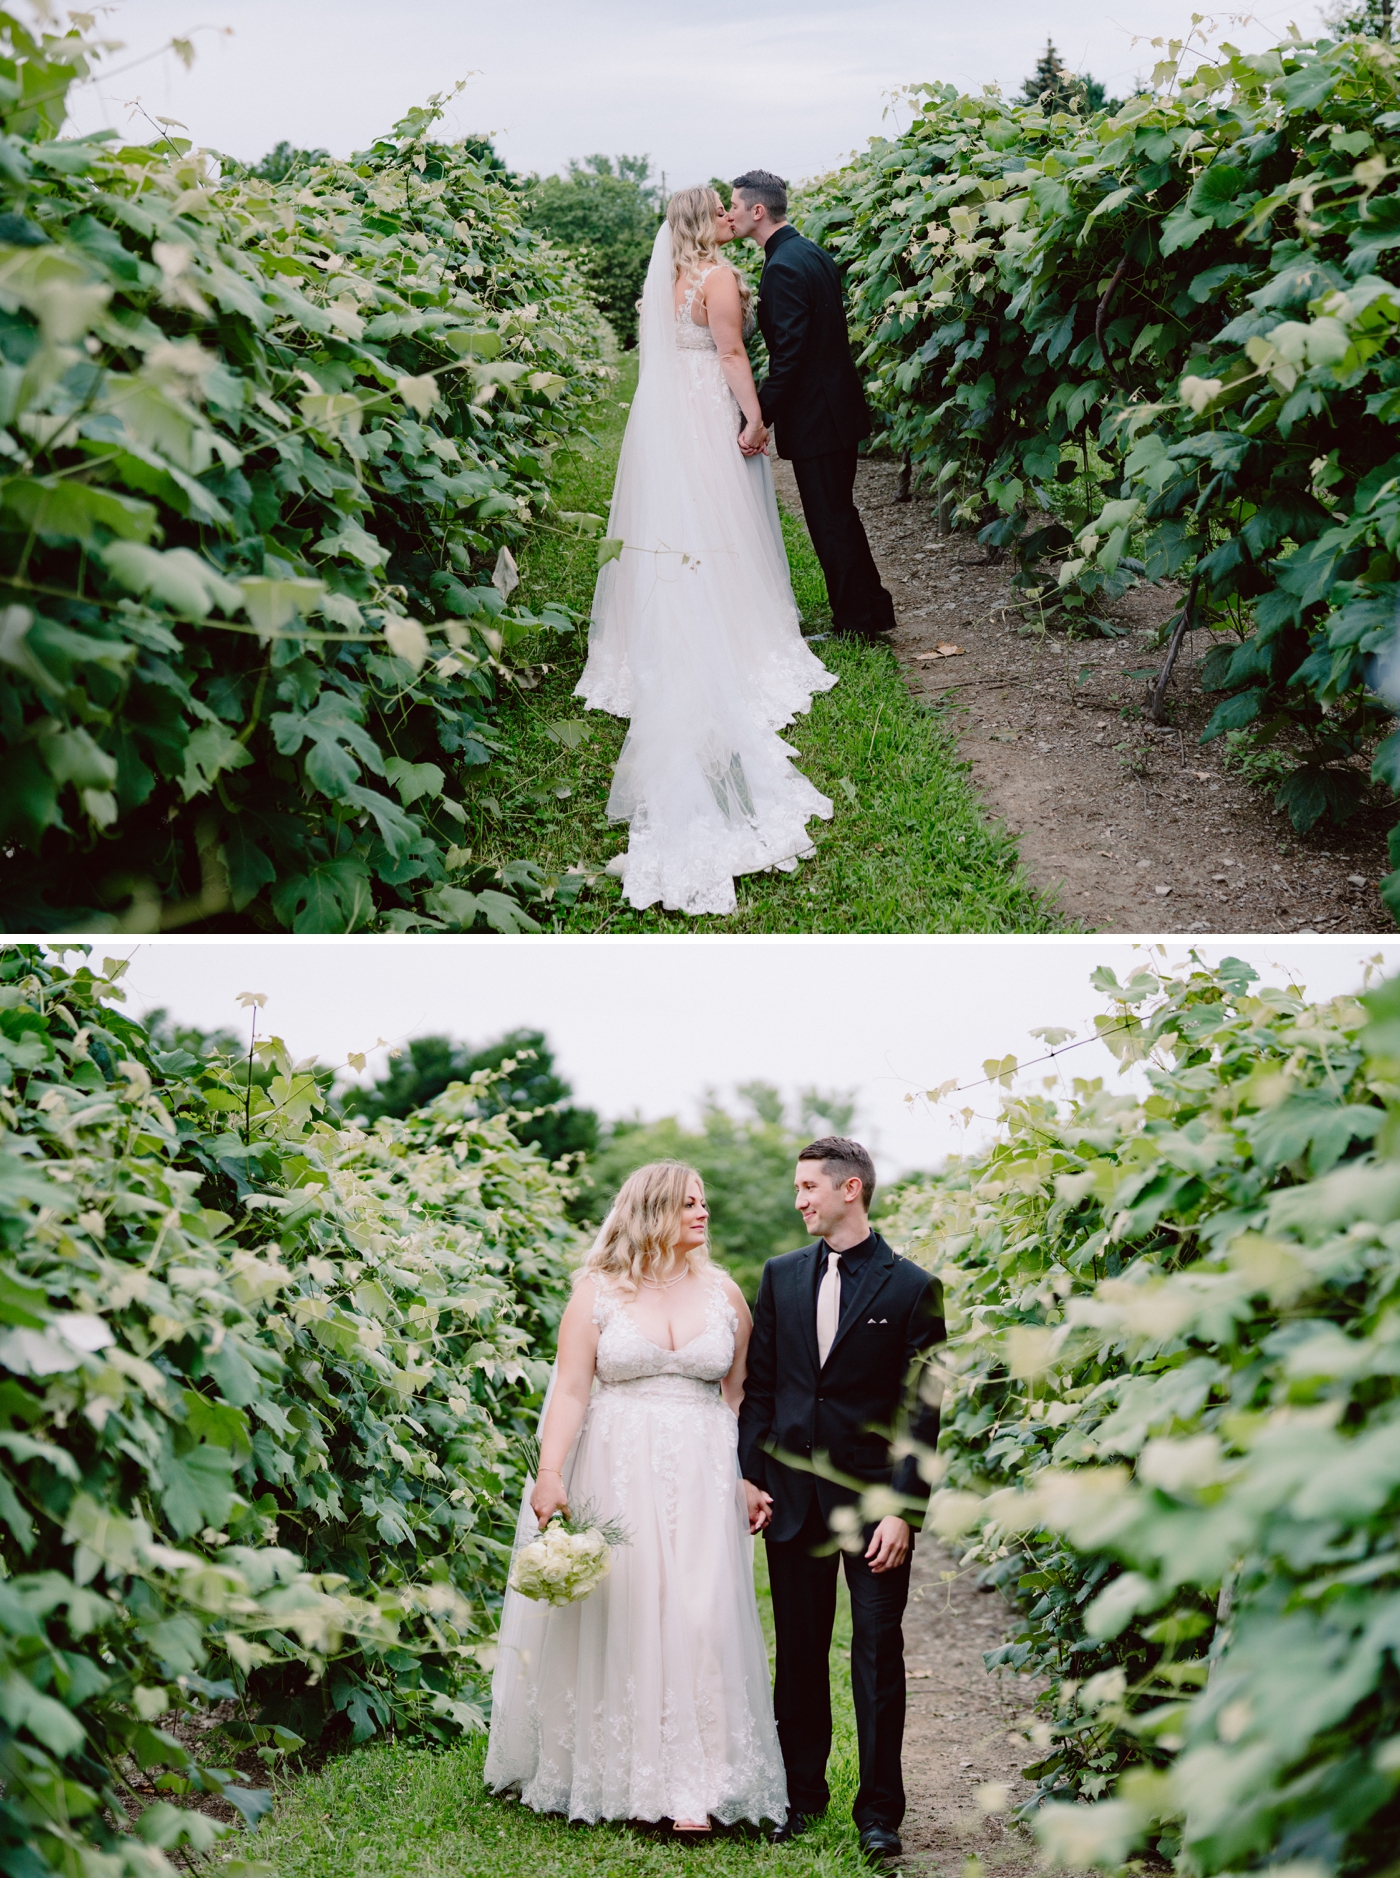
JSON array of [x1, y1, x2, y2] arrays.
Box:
[[667, 185, 751, 320], [579, 1160, 709, 1295]]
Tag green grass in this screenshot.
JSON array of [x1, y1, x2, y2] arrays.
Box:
[[255, 1546, 870, 1878], [469, 355, 1059, 932]]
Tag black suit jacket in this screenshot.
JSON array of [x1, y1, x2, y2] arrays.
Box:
[[738, 1234, 945, 1544], [755, 223, 872, 461]]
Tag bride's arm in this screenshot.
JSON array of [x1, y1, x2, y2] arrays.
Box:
[[703, 269, 766, 453], [718, 1274, 755, 1417], [529, 1280, 601, 1528], [721, 1276, 773, 1533]]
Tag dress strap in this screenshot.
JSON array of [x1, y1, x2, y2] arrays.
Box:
[[589, 1274, 621, 1329], [706, 1263, 738, 1332]]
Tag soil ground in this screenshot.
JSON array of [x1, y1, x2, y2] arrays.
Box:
[[775, 456, 1395, 934], [900, 1538, 1043, 1877]]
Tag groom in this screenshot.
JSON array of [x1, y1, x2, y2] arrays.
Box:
[[730, 170, 898, 641], [739, 1137, 945, 1864]]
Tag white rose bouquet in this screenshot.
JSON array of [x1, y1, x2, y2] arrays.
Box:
[[509, 1516, 621, 1606], [510, 1439, 629, 1607]]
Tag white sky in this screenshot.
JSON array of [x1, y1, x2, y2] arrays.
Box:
[[59, 0, 1325, 182], [102, 935, 1396, 1177]]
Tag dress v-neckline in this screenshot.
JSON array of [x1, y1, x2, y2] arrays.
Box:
[[622, 1270, 718, 1355]]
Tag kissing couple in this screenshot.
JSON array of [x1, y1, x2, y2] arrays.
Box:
[[485, 1137, 946, 1865], [575, 171, 899, 919]]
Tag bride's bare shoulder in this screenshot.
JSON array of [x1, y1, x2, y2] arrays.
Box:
[[565, 1270, 610, 1321], [701, 264, 742, 302]]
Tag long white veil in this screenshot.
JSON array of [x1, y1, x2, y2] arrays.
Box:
[[576, 223, 836, 918]]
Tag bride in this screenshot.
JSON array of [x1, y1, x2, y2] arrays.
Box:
[[576, 186, 837, 919], [484, 1162, 787, 1833]]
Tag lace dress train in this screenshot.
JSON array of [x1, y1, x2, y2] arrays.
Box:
[[484, 1272, 788, 1827], [576, 241, 837, 917]]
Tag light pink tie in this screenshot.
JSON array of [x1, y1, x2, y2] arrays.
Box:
[[816, 1249, 841, 1367]]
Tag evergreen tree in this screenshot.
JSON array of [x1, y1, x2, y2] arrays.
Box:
[[241, 140, 330, 182], [1020, 39, 1119, 115], [339, 1027, 598, 1173]]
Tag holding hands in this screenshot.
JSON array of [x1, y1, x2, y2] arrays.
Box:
[[743, 1479, 773, 1534], [739, 417, 770, 458]]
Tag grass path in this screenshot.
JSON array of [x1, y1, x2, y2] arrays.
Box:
[[255, 1547, 875, 1878], [465, 359, 1059, 933]]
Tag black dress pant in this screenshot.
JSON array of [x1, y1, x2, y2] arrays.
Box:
[[789, 447, 897, 636], [765, 1498, 913, 1831]]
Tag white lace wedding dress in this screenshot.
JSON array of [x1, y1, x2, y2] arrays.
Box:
[[576, 224, 837, 918], [484, 1270, 788, 1828]]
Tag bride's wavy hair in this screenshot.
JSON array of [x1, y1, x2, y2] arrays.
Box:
[[666, 185, 751, 320], [579, 1160, 710, 1294]]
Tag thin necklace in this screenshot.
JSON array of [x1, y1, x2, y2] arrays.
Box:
[[640, 1268, 687, 1290]]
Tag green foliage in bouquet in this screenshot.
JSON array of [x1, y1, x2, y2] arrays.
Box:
[[799, 28, 1400, 897], [0, 12, 610, 934], [884, 955, 1400, 1874], [0, 946, 575, 1878]]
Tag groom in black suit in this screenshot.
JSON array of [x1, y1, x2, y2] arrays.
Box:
[[730, 170, 898, 641], [739, 1137, 945, 1864]]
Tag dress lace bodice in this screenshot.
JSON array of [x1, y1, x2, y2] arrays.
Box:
[[675, 268, 756, 351], [592, 1269, 736, 1387]]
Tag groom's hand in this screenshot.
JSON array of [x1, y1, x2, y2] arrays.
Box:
[[865, 1515, 911, 1574], [743, 1479, 773, 1534]]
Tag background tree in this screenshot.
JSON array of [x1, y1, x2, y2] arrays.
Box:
[[339, 1028, 599, 1175], [1019, 38, 1120, 114], [238, 139, 331, 181], [524, 155, 662, 347], [579, 1083, 859, 1298], [235, 134, 514, 186], [1322, 0, 1394, 37]]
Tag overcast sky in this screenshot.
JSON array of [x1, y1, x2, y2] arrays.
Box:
[[60, 0, 1323, 182], [105, 937, 1396, 1177]]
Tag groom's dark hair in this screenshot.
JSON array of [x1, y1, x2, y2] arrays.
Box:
[[798, 1136, 875, 1211], [732, 169, 788, 220]]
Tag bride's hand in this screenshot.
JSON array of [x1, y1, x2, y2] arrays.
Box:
[[531, 1468, 569, 1529], [743, 1480, 773, 1534], [739, 418, 768, 457]]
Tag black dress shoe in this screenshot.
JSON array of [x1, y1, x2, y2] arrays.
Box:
[[859, 1824, 903, 1863], [769, 1810, 818, 1842]]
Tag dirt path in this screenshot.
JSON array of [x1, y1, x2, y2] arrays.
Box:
[[899, 1539, 1042, 1877], [775, 457, 1393, 933]]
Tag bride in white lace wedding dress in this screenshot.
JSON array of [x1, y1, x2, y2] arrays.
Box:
[[484, 1163, 787, 1832], [576, 187, 836, 918]]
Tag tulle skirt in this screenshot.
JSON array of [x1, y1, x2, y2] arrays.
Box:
[[483, 1376, 788, 1827], [577, 345, 837, 917]]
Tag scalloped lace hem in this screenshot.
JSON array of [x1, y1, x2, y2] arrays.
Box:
[[612, 791, 833, 916]]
